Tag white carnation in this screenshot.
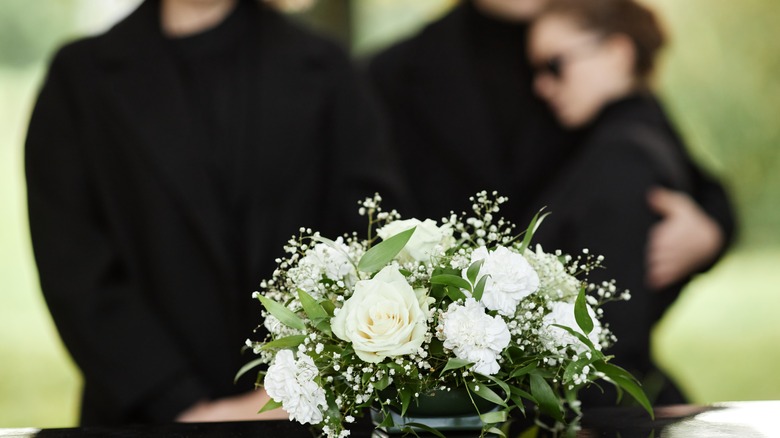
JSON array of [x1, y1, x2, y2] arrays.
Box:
[[264, 350, 327, 425], [539, 301, 602, 355], [377, 218, 454, 264], [438, 298, 510, 375], [465, 246, 540, 316]]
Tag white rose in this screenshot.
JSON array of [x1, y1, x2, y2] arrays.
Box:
[[377, 218, 454, 264], [438, 298, 510, 376], [331, 266, 429, 363], [465, 246, 540, 316], [264, 350, 327, 425], [540, 301, 602, 354]]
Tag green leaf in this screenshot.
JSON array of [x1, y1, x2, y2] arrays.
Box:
[[509, 386, 535, 403], [427, 338, 445, 356], [377, 408, 395, 428], [298, 289, 331, 336], [430, 274, 472, 291], [403, 423, 446, 438], [445, 285, 468, 302], [466, 259, 484, 284], [518, 210, 551, 253], [358, 227, 416, 273], [429, 284, 446, 301], [312, 318, 332, 337], [480, 409, 508, 424], [482, 375, 511, 402], [298, 289, 328, 321], [551, 324, 600, 356], [574, 287, 594, 335], [529, 374, 563, 422], [593, 362, 654, 419], [400, 387, 413, 417], [321, 299, 336, 317], [516, 425, 539, 438], [473, 275, 490, 302], [260, 335, 307, 350], [374, 375, 392, 391], [234, 357, 265, 384], [509, 395, 527, 415], [486, 426, 507, 437], [258, 397, 283, 414], [257, 296, 305, 331], [440, 358, 472, 375], [467, 381, 507, 407], [509, 387, 533, 415], [509, 361, 538, 379]]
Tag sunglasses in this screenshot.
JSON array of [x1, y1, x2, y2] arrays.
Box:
[[534, 56, 566, 79], [532, 37, 605, 80]]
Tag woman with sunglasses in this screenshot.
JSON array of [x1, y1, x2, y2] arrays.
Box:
[[527, 0, 724, 406]]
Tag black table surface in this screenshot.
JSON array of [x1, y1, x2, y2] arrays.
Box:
[[2, 401, 777, 437]]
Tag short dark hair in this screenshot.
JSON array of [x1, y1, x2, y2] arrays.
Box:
[[540, 0, 666, 79]]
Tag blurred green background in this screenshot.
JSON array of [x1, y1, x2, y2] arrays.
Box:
[[1, 0, 778, 428]]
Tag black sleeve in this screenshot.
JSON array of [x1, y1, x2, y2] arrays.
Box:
[[534, 139, 667, 372], [658, 101, 737, 271], [25, 47, 208, 423]]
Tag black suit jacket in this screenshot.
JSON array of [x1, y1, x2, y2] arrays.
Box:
[[26, 0, 403, 425]]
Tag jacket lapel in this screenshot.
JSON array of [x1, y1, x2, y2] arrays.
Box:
[[97, 0, 232, 279]]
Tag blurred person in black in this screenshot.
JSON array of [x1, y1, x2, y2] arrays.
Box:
[[26, 0, 404, 425], [369, 0, 734, 405], [527, 0, 723, 405]]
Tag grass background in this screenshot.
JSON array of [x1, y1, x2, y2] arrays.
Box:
[[1, 0, 778, 428]]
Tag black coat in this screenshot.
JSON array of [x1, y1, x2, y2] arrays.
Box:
[[532, 95, 710, 391], [26, 0, 403, 425]]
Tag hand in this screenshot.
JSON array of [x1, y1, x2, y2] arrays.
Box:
[[176, 388, 289, 422], [646, 187, 725, 290]]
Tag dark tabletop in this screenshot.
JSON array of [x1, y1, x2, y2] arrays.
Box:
[[2, 401, 777, 437]]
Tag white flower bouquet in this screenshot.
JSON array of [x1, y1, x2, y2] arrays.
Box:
[[240, 192, 652, 437]]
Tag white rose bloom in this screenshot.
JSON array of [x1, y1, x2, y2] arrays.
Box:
[[438, 298, 510, 376], [377, 218, 454, 264], [264, 350, 327, 425], [294, 237, 357, 296], [331, 266, 429, 363], [539, 301, 602, 354], [465, 246, 540, 316]]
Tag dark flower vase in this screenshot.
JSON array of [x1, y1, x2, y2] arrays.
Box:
[[370, 388, 497, 436]]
